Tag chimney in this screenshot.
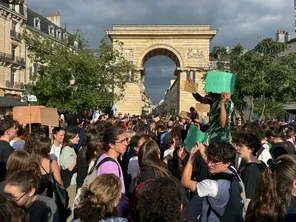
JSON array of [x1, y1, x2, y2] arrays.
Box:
[[46, 11, 61, 27], [275, 30, 285, 42], [285, 31, 290, 42]]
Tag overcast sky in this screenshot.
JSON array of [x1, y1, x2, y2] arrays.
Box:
[[28, 0, 296, 104]]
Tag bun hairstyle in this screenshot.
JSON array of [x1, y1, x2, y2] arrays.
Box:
[[246, 155, 296, 222], [76, 174, 122, 222]]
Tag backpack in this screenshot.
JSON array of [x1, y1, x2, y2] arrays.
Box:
[[206, 167, 247, 222], [129, 179, 155, 222], [83, 156, 121, 187], [73, 156, 121, 214]]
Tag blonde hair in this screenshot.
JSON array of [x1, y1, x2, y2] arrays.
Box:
[[76, 174, 122, 222]]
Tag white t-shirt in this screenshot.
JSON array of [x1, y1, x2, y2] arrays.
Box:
[[257, 144, 272, 166], [128, 156, 139, 180], [50, 144, 62, 165], [197, 171, 232, 222], [163, 149, 174, 158]]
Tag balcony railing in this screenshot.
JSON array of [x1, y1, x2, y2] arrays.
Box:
[[5, 80, 25, 89], [0, 51, 26, 67], [10, 30, 21, 41]]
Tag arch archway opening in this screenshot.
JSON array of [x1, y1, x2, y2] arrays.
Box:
[[141, 47, 181, 68], [143, 55, 177, 108]]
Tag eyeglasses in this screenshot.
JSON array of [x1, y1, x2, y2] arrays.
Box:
[[15, 192, 28, 202], [115, 137, 129, 144], [207, 160, 223, 167]]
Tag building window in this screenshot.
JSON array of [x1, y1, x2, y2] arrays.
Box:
[[11, 21, 17, 32], [48, 25, 55, 37], [186, 70, 195, 81], [33, 17, 41, 30], [10, 68, 15, 86], [63, 33, 68, 42], [56, 29, 62, 39], [11, 44, 17, 60], [11, 4, 15, 11]]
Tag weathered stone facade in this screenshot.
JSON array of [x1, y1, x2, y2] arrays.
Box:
[[106, 25, 217, 115], [0, 1, 27, 100]]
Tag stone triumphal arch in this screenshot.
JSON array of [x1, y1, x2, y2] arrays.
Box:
[[106, 25, 217, 115]]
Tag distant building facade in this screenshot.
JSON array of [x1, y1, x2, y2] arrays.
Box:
[[0, 0, 75, 100]]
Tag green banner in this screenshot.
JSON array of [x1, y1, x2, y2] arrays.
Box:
[[205, 71, 236, 94]]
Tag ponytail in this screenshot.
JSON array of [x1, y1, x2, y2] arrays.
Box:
[[246, 155, 296, 222]]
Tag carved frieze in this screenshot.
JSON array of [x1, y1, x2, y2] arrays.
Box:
[[187, 48, 204, 59]]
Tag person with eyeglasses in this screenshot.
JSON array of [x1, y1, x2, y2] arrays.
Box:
[[96, 126, 129, 218], [181, 141, 242, 222], [4, 167, 59, 222]]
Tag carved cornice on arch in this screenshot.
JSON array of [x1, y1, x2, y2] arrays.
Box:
[[137, 44, 184, 68]]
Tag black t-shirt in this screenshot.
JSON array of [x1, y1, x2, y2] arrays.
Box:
[[241, 162, 267, 199], [278, 196, 296, 222], [270, 141, 295, 160], [28, 195, 59, 222], [0, 140, 14, 182]]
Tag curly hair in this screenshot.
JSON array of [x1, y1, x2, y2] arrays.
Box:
[[242, 122, 266, 141], [246, 155, 296, 222], [205, 142, 236, 164], [137, 177, 183, 222], [76, 174, 121, 222], [232, 132, 262, 156], [0, 192, 28, 222], [24, 133, 45, 154]]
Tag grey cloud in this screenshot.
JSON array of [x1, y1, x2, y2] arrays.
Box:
[[28, 0, 295, 103]]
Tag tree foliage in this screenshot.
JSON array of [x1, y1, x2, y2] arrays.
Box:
[[22, 30, 134, 112], [212, 38, 296, 121]]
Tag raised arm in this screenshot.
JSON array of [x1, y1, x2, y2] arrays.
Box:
[[219, 92, 231, 128], [192, 92, 211, 105], [181, 146, 200, 192]]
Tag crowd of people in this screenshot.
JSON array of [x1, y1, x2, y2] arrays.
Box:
[[0, 93, 296, 222]]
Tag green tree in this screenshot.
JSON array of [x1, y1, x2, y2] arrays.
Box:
[[212, 38, 295, 121], [22, 30, 134, 112]]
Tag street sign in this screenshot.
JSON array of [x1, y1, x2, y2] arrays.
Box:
[[27, 94, 37, 102]]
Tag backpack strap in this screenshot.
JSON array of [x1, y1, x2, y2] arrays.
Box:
[[96, 157, 121, 178], [206, 196, 222, 219], [256, 146, 265, 158], [135, 179, 155, 193], [87, 156, 101, 176], [206, 173, 233, 220]]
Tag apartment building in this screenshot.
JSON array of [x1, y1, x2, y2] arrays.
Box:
[[0, 0, 74, 100]]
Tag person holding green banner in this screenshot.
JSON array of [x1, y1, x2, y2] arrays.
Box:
[[192, 71, 235, 146], [193, 91, 234, 146]]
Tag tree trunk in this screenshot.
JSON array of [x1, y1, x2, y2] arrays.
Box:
[[259, 103, 266, 121], [242, 96, 253, 122], [249, 96, 254, 122]]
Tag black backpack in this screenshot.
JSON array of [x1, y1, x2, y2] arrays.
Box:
[[206, 171, 246, 222]]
